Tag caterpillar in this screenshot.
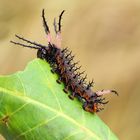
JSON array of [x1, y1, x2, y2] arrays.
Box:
[[11, 9, 118, 113]]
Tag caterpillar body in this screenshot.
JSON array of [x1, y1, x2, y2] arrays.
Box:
[[11, 9, 118, 113]]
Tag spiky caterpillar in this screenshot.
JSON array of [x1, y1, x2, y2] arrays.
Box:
[[11, 9, 118, 113]]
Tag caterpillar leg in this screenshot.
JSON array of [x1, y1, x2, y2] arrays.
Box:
[[51, 66, 57, 73], [37, 49, 44, 59], [68, 92, 75, 100], [63, 86, 69, 94], [50, 63, 58, 74], [56, 78, 61, 84], [83, 102, 88, 111], [82, 102, 95, 113], [76, 95, 85, 103], [51, 69, 55, 73]]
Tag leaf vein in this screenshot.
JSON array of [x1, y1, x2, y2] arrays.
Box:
[[0, 87, 101, 140], [16, 73, 26, 96], [63, 131, 80, 140], [10, 103, 30, 116], [36, 60, 63, 112], [15, 115, 59, 139]]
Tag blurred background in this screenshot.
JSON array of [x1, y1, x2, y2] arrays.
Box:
[[0, 0, 140, 139]]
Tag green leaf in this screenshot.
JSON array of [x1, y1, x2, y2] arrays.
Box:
[[0, 58, 118, 140]]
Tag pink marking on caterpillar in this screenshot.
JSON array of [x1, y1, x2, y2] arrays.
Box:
[[96, 89, 118, 96]]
